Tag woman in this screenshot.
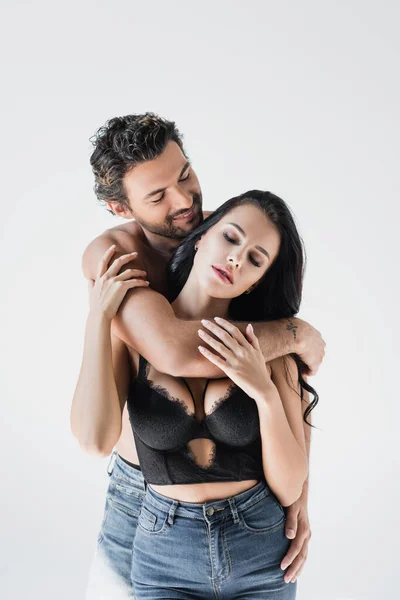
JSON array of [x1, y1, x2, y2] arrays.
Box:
[[86, 190, 318, 599]]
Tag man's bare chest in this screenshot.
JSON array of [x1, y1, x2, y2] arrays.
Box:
[[110, 226, 168, 295]]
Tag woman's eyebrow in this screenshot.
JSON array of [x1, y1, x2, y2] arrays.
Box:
[[227, 222, 270, 260]]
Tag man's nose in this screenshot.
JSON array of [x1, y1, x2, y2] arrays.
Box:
[[172, 187, 192, 212]]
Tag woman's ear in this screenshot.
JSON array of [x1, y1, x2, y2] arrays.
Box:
[[246, 269, 269, 294], [194, 235, 204, 251], [245, 282, 258, 294]]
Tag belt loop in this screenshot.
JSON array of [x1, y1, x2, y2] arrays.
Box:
[[228, 497, 240, 524], [107, 450, 117, 475], [167, 501, 178, 525]]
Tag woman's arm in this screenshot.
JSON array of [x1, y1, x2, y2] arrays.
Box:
[[70, 245, 147, 455], [255, 356, 308, 507], [70, 310, 130, 456], [197, 320, 308, 507]]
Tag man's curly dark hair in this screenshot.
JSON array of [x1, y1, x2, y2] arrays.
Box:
[[90, 113, 186, 215]]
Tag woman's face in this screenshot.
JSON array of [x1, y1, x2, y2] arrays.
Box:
[[192, 203, 281, 299]]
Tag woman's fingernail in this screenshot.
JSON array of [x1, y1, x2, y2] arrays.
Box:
[[201, 319, 209, 325], [287, 529, 295, 538]]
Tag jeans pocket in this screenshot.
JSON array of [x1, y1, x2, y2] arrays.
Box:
[[112, 467, 146, 495], [107, 478, 145, 519], [138, 504, 169, 535], [239, 493, 285, 534], [115, 480, 146, 498]]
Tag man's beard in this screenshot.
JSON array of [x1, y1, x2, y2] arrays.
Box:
[[134, 193, 203, 239]]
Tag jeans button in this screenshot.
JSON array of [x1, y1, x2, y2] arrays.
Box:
[[206, 507, 215, 516]]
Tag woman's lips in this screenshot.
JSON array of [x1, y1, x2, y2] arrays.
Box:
[[212, 266, 234, 284]]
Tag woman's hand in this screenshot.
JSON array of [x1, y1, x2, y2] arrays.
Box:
[[88, 245, 150, 321], [198, 317, 274, 401]]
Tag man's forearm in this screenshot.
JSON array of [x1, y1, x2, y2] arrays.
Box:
[[171, 316, 305, 377], [111, 287, 224, 378], [112, 288, 305, 378], [252, 317, 304, 362]]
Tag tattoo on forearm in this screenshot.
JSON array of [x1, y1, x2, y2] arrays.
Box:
[[286, 318, 298, 341]]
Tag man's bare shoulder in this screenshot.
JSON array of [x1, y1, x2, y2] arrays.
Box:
[[82, 220, 146, 279], [99, 219, 145, 245], [202, 210, 214, 219]]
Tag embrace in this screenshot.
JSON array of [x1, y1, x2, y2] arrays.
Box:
[[71, 113, 325, 599]]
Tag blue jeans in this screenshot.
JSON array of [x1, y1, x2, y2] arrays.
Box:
[[132, 479, 296, 599], [85, 451, 146, 599]]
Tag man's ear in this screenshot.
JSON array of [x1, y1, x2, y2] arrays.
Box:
[[106, 201, 133, 219]]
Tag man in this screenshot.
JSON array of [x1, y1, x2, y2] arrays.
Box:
[[73, 113, 324, 598]]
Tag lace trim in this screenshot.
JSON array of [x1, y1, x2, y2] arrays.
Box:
[[142, 360, 194, 417], [142, 360, 238, 419], [186, 443, 217, 470], [147, 381, 195, 417], [207, 383, 238, 415]]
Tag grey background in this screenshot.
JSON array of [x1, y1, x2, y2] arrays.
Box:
[[1, 1, 398, 598]]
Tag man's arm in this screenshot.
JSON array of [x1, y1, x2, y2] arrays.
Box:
[[82, 234, 324, 378], [198, 316, 323, 378], [82, 233, 223, 378]]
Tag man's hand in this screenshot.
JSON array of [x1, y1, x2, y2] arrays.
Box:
[[295, 318, 326, 376], [280, 495, 311, 584]]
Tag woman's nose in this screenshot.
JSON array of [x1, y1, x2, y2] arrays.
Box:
[[227, 255, 241, 268]]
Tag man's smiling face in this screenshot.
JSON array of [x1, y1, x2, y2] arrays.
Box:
[[110, 141, 203, 239]]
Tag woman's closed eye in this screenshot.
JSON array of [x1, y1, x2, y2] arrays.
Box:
[[223, 232, 262, 268]]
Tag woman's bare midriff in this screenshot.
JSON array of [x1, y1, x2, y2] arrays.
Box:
[[149, 480, 261, 503], [116, 405, 260, 503]]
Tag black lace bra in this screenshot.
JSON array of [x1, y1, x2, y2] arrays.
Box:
[[126, 354, 264, 485]]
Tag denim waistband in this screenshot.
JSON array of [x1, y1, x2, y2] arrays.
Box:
[[145, 479, 271, 522], [107, 450, 145, 483]]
